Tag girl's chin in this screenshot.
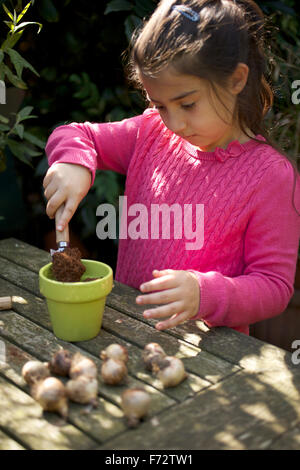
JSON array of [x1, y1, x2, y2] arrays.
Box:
[[184, 135, 205, 147], [184, 135, 222, 152], [184, 135, 199, 142]]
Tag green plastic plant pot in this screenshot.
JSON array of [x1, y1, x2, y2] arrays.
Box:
[[39, 260, 113, 342]]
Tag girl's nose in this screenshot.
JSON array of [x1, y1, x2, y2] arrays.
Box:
[[166, 113, 186, 135]]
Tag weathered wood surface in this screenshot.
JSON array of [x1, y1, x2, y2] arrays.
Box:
[[0, 337, 126, 447], [98, 368, 300, 450], [0, 237, 300, 450], [0, 429, 25, 451]]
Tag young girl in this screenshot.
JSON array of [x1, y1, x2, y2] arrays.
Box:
[[43, 0, 300, 335]]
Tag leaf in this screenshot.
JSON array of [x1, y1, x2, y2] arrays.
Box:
[[14, 123, 24, 139], [17, 114, 38, 122], [0, 63, 5, 81], [266, 1, 296, 16], [0, 124, 10, 131], [2, 4, 13, 20], [34, 155, 48, 177], [16, 1, 32, 24], [124, 14, 142, 42], [23, 131, 46, 149], [3, 20, 14, 31], [38, 0, 59, 23], [17, 106, 34, 118], [22, 146, 42, 157], [104, 0, 133, 15], [5, 139, 32, 166], [0, 50, 4, 65], [72, 72, 92, 100], [94, 171, 119, 205], [133, 0, 156, 18], [0, 114, 9, 124], [6, 48, 39, 78], [1, 31, 24, 51], [14, 21, 43, 34], [3, 65, 27, 89], [73, 86, 90, 100], [82, 83, 100, 108], [69, 73, 81, 85]]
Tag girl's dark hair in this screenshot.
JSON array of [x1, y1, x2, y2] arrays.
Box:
[[128, 0, 299, 213]]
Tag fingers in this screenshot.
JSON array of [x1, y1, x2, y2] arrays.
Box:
[[44, 183, 79, 228], [55, 202, 77, 231], [42, 170, 52, 191], [156, 312, 189, 331], [43, 168, 62, 219], [143, 301, 183, 319], [43, 172, 59, 202], [136, 269, 199, 331], [136, 287, 178, 306], [139, 270, 176, 293], [152, 269, 174, 277], [42, 163, 91, 227]]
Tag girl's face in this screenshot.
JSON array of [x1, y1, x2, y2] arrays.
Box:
[[140, 66, 248, 151]]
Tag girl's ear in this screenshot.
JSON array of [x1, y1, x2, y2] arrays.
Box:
[[229, 62, 249, 95]]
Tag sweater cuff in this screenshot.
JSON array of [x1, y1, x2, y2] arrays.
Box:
[[186, 269, 223, 326]]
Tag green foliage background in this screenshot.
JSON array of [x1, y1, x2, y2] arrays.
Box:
[[0, 0, 299, 266]]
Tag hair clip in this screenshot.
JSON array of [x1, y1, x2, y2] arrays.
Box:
[[172, 5, 200, 22]]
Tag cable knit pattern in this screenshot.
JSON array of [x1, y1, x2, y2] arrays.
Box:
[[45, 108, 300, 335]]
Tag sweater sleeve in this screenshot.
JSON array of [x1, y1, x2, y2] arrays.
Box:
[[189, 159, 300, 331], [45, 113, 144, 184]]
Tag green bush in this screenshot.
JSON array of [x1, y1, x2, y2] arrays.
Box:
[[0, 0, 44, 172]]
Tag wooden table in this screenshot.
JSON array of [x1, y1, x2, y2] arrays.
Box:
[[1, 237, 300, 451]]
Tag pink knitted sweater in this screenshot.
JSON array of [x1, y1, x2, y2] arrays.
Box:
[[45, 108, 300, 335]]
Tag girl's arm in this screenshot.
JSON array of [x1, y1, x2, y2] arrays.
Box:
[[45, 115, 144, 183], [44, 114, 144, 228], [189, 159, 300, 332]]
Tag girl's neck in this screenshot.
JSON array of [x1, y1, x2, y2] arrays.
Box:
[[200, 127, 255, 152]]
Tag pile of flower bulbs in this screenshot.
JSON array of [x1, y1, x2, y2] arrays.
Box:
[[21, 342, 187, 427], [22, 350, 98, 420]]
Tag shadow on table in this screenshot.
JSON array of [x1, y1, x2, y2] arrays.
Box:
[[172, 323, 300, 450], [98, 324, 300, 450]]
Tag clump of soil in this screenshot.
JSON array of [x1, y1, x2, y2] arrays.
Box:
[[51, 247, 86, 282]]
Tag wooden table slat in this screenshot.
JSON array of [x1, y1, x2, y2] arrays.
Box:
[[0, 238, 51, 272], [0, 374, 98, 450], [0, 428, 26, 450], [97, 369, 300, 450]]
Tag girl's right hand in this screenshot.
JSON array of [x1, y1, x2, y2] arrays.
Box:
[[43, 163, 92, 230]]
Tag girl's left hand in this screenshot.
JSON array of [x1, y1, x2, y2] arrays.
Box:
[[136, 269, 200, 330]]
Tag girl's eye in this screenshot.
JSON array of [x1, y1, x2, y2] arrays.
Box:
[[181, 102, 195, 109], [153, 102, 195, 111]]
